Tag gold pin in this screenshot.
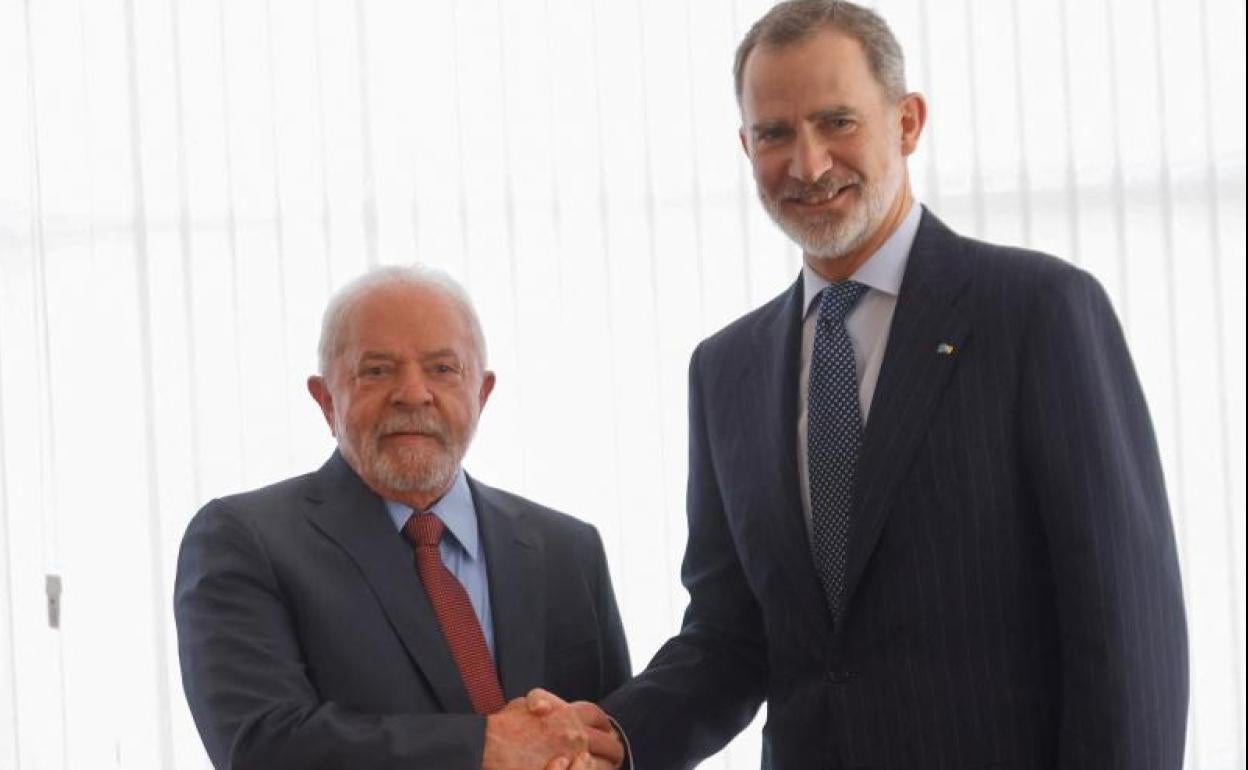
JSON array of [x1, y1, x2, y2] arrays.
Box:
[[936, 342, 956, 356]]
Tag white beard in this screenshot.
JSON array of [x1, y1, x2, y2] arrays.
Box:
[[369, 441, 460, 496], [338, 410, 471, 499]]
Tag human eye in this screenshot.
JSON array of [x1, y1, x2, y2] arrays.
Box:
[[754, 124, 792, 145], [831, 114, 858, 132], [819, 114, 854, 132], [358, 361, 394, 379], [428, 360, 462, 378]]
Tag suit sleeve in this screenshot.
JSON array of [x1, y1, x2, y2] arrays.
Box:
[[1018, 268, 1189, 768], [174, 501, 486, 770], [602, 343, 767, 770], [587, 526, 632, 694]]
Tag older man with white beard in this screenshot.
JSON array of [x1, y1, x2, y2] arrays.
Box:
[[175, 266, 629, 770]]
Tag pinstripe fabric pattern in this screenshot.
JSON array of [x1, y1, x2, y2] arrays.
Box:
[[604, 209, 1188, 770]]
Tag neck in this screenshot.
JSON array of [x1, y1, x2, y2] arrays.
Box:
[[388, 485, 452, 513], [806, 183, 913, 282]]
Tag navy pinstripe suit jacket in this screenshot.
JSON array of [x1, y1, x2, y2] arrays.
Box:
[[603, 210, 1188, 770]]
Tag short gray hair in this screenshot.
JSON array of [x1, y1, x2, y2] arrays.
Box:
[[316, 265, 488, 377], [733, 0, 907, 103]]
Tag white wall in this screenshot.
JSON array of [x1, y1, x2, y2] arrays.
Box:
[[0, 0, 1243, 767]]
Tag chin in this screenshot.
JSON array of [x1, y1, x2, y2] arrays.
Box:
[[768, 206, 865, 261], [791, 226, 868, 261], [376, 449, 459, 495]]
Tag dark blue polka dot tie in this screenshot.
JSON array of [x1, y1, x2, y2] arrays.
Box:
[[809, 280, 869, 619]]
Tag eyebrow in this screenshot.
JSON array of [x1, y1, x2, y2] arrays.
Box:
[[358, 351, 400, 362], [418, 348, 462, 363], [749, 106, 857, 135], [808, 106, 856, 122], [749, 118, 791, 136], [354, 348, 466, 365]]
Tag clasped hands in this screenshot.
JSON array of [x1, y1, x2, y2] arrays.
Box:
[[482, 688, 624, 770]]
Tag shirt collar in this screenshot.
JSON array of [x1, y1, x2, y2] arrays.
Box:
[[801, 198, 922, 318], [384, 468, 480, 560]]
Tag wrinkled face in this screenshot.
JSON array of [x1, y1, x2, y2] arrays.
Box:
[[308, 283, 493, 504], [739, 28, 918, 262]]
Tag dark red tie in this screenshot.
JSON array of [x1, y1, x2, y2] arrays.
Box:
[[404, 512, 506, 714]]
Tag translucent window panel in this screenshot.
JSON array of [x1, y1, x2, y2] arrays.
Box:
[[0, 1, 1241, 768]]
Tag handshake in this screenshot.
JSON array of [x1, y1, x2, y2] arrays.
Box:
[[482, 688, 625, 770]]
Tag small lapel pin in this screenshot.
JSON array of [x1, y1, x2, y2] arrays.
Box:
[[936, 342, 956, 356]]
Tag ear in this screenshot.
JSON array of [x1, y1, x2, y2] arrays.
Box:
[[898, 92, 927, 157], [738, 126, 750, 157], [307, 375, 337, 436], [478, 370, 496, 411]]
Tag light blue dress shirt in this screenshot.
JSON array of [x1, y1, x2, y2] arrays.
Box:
[[385, 469, 496, 660], [797, 199, 922, 528]]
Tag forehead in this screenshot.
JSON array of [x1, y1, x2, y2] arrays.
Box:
[[741, 28, 883, 119], [339, 283, 473, 358]]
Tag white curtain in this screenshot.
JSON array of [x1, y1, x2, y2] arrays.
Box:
[[0, 0, 1242, 767]]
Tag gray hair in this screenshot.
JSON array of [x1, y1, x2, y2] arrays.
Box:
[[733, 0, 907, 104], [316, 265, 488, 377]]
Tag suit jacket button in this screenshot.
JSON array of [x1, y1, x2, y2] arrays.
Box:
[[826, 670, 853, 684]]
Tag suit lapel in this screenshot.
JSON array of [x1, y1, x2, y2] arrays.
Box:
[[841, 211, 972, 617], [303, 453, 473, 712], [748, 279, 836, 634], [471, 478, 546, 700]]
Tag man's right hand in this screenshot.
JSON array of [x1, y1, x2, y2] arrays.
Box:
[[544, 751, 615, 770], [482, 697, 592, 770], [524, 689, 624, 770]]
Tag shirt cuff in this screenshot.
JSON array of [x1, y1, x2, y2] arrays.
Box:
[[606, 714, 633, 770]]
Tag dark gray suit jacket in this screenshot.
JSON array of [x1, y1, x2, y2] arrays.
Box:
[[175, 452, 630, 770], [603, 210, 1188, 769]]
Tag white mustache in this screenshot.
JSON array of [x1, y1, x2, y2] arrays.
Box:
[[374, 414, 448, 445]]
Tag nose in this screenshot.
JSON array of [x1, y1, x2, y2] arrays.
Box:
[[789, 126, 833, 184], [391, 365, 433, 407]]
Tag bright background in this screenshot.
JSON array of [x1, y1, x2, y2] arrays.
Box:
[[0, 0, 1243, 768]]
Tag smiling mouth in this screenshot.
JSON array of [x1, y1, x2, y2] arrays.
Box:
[[786, 183, 857, 208]]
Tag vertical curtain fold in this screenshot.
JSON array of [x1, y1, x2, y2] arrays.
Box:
[[0, 1, 1242, 767]]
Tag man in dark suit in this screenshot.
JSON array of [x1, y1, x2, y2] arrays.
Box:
[[596, 1, 1189, 768], [175, 267, 629, 769]]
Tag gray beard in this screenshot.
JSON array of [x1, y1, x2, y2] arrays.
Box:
[[761, 175, 896, 261], [337, 412, 471, 501], [369, 443, 460, 497], [772, 205, 871, 261]]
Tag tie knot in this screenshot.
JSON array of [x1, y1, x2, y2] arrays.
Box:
[[404, 512, 445, 547], [818, 281, 869, 324]]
